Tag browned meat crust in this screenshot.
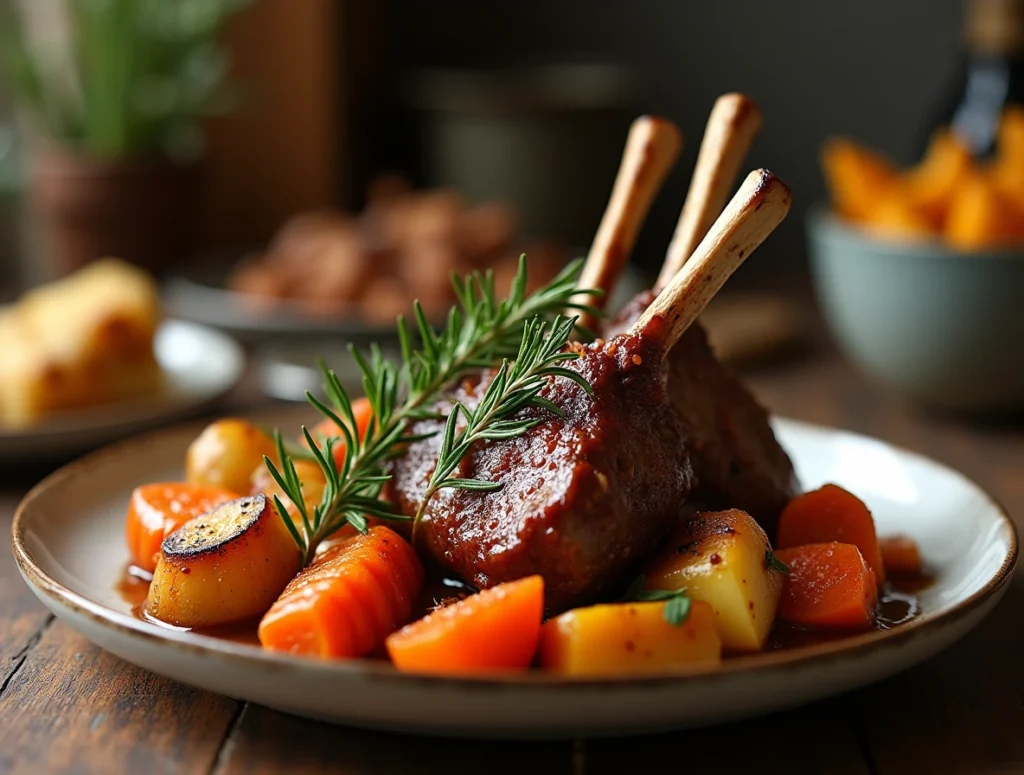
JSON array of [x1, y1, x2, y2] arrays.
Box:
[[608, 290, 799, 537], [387, 318, 696, 614]]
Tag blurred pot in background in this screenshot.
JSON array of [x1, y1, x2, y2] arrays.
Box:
[[29, 147, 202, 278], [407, 63, 636, 251], [0, 0, 251, 279]]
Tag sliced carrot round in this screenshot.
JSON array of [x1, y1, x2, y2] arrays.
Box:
[[385, 575, 545, 675], [126, 482, 240, 573], [258, 526, 424, 659]]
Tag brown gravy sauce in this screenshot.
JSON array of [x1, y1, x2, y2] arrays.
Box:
[[119, 564, 261, 645], [767, 573, 931, 650], [118, 565, 933, 656]]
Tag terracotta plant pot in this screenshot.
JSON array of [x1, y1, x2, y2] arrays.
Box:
[[29, 148, 202, 277]]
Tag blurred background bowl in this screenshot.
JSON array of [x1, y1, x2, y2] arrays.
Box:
[[807, 206, 1024, 414]]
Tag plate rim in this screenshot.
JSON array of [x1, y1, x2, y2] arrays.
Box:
[[10, 414, 1019, 690], [162, 275, 392, 339]]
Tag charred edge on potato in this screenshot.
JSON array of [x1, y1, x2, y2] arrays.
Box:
[[161, 493, 268, 559]]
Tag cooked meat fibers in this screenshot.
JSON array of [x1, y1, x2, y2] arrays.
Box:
[[388, 317, 696, 614], [608, 289, 799, 537]]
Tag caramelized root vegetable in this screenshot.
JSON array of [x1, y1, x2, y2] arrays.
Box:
[[776, 483, 885, 588], [146, 493, 301, 628], [879, 534, 923, 576], [302, 396, 374, 470], [125, 482, 241, 573], [185, 419, 278, 494], [641, 509, 784, 651], [260, 526, 424, 658], [539, 600, 721, 676], [775, 543, 878, 630], [385, 575, 544, 675]]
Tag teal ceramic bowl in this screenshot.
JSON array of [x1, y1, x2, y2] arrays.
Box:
[[806, 206, 1024, 413]]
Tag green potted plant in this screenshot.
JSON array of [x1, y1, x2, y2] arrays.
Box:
[[1, 0, 251, 276]]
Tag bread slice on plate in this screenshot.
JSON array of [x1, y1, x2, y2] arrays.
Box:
[[0, 258, 164, 428]]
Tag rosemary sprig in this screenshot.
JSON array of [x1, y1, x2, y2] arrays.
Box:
[[264, 256, 599, 565], [414, 315, 592, 521]]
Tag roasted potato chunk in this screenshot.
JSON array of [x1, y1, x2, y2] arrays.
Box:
[[185, 419, 278, 495], [642, 509, 785, 652], [146, 493, 301, 628], [539, 600, 721, 676]]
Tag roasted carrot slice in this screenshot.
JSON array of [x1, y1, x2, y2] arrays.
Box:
[[775, 543, 878, 630], [258, 526, 424, 658], [125, 482, 240, 573], [385, 576, 544, 675], [878, 534, 923, 576], [776, 483, 885, 588], [302, 397, 374, 469]]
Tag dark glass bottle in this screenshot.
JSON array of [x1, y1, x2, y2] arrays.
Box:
[[928, 0, 1024, 158]]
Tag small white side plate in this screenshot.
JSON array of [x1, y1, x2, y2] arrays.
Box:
[[0, 320, 245, 463], [11, 417, 1017, 738]]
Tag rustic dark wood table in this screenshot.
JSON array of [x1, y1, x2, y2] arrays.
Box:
[[2, 334, 1022, 774]]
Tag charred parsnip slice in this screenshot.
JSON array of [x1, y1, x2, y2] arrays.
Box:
[[146, 493, 301, 628]]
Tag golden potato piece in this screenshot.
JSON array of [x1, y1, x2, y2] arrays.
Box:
[[185, 419, 278, 495], [642, 509, 785, 652], [538, 600, 721, 676], [146, 493, 302, 628], [821, 137, 897, 220]]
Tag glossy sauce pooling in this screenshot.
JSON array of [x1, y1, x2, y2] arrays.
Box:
[[119, 564, 261, 646], [767, 573, 931, 651], [116, 564, 152, 609]]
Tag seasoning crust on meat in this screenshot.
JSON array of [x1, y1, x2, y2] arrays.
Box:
[[390, 317, 696, 614]]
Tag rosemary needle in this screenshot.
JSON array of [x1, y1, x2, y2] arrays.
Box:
[[416, 314, 593, 520]]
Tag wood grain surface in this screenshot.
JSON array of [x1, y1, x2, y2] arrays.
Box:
[[2, 336, 1022, 774]]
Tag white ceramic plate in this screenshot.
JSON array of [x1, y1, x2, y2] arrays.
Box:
[[0, 320, 245, 463], [11, 417, 1017, 738]]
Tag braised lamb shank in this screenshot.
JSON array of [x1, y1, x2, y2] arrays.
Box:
[[390, 167, 792, 613]]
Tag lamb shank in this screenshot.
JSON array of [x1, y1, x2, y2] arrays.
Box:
[[389, 168, 792, 613]]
